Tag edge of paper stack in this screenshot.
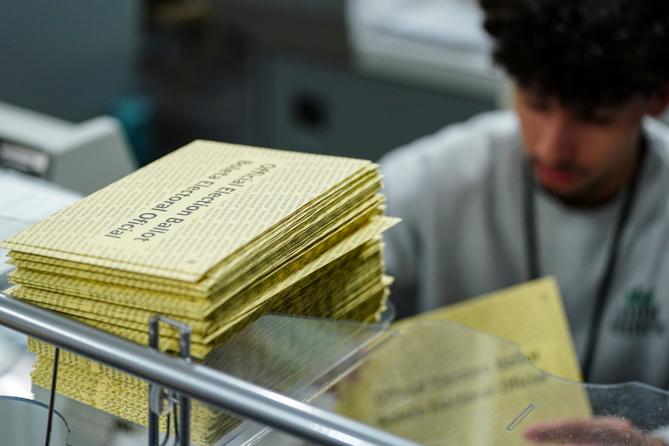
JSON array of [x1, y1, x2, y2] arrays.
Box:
[[2, 140, 398, 445]]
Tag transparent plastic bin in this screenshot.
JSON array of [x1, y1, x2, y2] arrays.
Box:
[[2, 309, 669, 445]]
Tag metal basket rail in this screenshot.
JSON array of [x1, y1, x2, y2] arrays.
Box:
[[0, 292, 421, 446]]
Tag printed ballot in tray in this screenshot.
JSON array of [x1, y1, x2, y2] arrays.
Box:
[[323, 278, 669, 445], [323, 320, 669, 446]]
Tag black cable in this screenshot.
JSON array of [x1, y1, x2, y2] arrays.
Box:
[[172, 402, 179, 446], [160, 411, 171, 446], [44, 347, 60, 446]]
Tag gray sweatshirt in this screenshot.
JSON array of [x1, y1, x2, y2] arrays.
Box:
[[380, 110, 669, 387]]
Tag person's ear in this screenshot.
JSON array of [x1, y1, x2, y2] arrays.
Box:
[[648, 83, 669, 117]]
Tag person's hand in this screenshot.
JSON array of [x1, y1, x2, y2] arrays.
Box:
[[524, 417, 666, 445]]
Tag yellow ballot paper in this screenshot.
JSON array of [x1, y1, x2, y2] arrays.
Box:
[[2, 141, 377, 281], [336, 278, 591, 446], [397, 276, 582, 381], [2, 140, 397, 445]]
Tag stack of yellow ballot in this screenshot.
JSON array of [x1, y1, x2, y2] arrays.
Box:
[[1, 140, 396, 445]]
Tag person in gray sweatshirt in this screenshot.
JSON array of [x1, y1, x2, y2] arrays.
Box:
[[381, 1, 669, 442]]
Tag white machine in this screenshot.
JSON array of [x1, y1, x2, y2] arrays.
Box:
[[0, 101, 136, 196], [347, 0, 502, 102], [0, 101, 137, 291]]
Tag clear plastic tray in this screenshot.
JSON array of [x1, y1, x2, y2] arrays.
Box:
[[2, 313, 669, 445]]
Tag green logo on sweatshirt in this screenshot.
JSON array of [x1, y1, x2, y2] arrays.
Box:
[[612, 288, 664, 336]]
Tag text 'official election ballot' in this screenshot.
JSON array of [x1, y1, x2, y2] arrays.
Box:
[[2, 140, 397, 445]]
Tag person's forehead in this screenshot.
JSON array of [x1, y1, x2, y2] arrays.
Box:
[[516, 85, 647, 113]]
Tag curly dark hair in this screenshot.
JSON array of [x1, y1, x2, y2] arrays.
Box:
[[479, 0, 669, 110]]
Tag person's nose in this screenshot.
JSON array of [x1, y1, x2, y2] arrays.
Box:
[[534, 112, 577, 166]]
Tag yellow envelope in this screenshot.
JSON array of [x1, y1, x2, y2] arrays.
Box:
[[397, 276, 581, 381], [336, 277, 591, 446]]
